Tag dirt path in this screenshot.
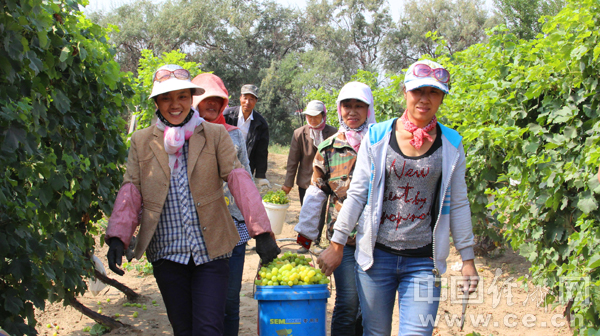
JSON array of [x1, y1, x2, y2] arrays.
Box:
[[35, 152, 571, 336]]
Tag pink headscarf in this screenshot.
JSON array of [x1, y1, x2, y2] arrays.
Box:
[[336, 82, 377, 152], [191, 73, 238, 132]]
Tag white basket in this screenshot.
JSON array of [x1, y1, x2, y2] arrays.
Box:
[[262, 201, 290, 235]]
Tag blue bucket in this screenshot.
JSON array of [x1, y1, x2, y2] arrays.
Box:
[[254, 284, 330, 336]]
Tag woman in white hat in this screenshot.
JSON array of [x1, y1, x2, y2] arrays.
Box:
[[318, 60, 479, 335], [104, 65, 275, 335], [295, 83, 377, 335], [282, 100, 337, 251]]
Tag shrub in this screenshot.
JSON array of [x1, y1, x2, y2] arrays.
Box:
[[0, 1, 133, 334], [437, 0, 600, 332]]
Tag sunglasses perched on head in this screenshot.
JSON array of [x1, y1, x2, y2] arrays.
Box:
[[413, 64, 450, 83], [154, 69, 191, 82]]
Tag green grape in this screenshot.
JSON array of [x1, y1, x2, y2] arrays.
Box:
[[258, 254, 329, 286]]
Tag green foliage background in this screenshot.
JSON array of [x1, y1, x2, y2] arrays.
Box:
[[0, 1, 133, 335], [440, 0, 600, 332]]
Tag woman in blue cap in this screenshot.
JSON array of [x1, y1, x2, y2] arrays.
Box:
[[318, 60, 479, 335]]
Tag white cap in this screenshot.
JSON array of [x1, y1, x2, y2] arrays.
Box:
[[149, 64, 204, 99], [302, 100, 325, 116]]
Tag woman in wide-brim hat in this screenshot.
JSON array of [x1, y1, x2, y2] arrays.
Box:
[[318, 60, 479, 335], [105, 64, 275, 335]]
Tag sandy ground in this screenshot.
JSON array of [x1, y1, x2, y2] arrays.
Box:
[[34, 152, 572, 336]]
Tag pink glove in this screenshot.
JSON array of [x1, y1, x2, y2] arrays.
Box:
[[227, 168, 272, 237]]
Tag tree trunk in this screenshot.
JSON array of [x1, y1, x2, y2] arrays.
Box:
[[95, 269, 141, 301], [69, 297, 128, 330]]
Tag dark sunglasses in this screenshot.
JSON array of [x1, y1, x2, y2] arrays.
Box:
[[413, 64, 450, 83], [154, 69, 191, 82]]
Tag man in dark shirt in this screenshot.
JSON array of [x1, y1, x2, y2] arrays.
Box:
[[223, 84, 270, 187]]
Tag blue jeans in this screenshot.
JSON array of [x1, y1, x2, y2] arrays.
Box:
[[356, 248, 441, 336], [152, 257, 229, 336], [223, 243, 246, 336], [331, 245, 362, 335]]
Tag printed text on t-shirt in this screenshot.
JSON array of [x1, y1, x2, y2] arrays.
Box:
[[382, 159, 432, 230]]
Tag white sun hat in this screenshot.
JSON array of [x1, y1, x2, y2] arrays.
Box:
[[149, 64, 205, 99]]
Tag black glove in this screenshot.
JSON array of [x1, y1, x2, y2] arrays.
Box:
[[255, 233, 280, 264], [106, 237, 125, 276]]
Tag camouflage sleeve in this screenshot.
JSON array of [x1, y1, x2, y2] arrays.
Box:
[[311, 148, 332, 194]]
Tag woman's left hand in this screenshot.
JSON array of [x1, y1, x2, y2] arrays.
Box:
[[317, 242, 344, 276], [461, 259, 479, 293]]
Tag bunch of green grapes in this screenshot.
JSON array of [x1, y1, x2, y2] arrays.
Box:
[[255, 251, 330, 286]]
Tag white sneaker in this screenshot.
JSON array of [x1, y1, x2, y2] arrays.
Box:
[[297, 247, 309, 254]]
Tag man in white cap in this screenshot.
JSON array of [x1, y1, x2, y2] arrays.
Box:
[[223, 84, 270, 188], [283, 100, 337, 252]]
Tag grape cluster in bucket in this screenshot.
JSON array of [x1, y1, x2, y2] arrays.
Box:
[[256, 251, 330, 286]]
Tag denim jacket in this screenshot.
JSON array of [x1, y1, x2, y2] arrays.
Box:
[[331, 118, 475, 275]]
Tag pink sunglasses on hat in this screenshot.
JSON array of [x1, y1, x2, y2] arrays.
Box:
[[154, 68, 191, 83], [413, 63, 450, 83]]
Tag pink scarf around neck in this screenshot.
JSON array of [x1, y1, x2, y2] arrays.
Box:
[[400, 111, 437, 150], [156, 109, 204, 174]]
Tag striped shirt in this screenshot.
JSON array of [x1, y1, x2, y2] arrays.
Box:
[[146, 141, 231, 265]]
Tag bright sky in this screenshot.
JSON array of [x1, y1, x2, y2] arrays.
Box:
[[84, 0, 404, 21]]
